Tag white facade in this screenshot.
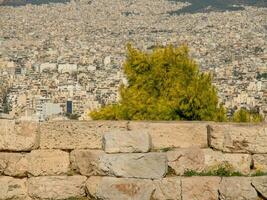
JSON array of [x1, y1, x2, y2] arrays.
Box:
[[39, 63, 57, 73], [58, 64, 78, 73], [42, 103, 62, 118]]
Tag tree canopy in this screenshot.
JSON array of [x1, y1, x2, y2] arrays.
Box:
[[90, 44, 226, 121]]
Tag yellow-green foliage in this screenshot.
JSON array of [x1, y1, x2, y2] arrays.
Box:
[[90, 44, 226, 121], [233, 108, 264, 123]]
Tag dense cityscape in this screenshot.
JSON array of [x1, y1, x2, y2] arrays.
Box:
[[0, 0, 266, 121]]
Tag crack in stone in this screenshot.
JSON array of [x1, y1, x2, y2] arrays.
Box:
[[206, 125, 212, 148], [251, 182, 267, 200], [126, 121, 130, 131], [217, 177, 223, 200], [180, 178, 183, 200]]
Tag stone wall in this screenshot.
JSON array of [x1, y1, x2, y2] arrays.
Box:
[[0, 119, 266, 200]]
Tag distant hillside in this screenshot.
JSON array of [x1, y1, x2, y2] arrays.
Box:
[[0, 0, 25, 4], [169, 0, 267, 14], [0, 0, 27, 5], [0, 0, 69, 6]]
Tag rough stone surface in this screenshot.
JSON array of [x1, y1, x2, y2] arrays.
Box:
[[70, 150, 105, 176], [167, 148, 251, 175], [167, 147, 205, 175], [153, 177, 182, 200], [203, 149, 251, 175], [253, 154, 267, 172], [40, 121, 128, 149], [28, 176, 87, 200], [0, 121, 267, 200], [251, 176, 267, 199], [27, 150, 70, 176], [219, 177, 258, 200], [71, 151, 167, 178], [182, 176, 221, 200], [86, 176, 154, 200], [0, 120, 39, 151], [0, 176, 28, 200], [103, 130, 151, 153], [99, 153, 167, 179], [87, 176, 182, 200], [0, 153, 28, 177], [208, 123, 267, 153], [0, 160, 5, 174], [129, 121, 208, 150]]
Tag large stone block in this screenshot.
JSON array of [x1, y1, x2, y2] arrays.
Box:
[[86, 176, 154, 200], [251, 176, 267, 199], [0, 153, 28, 177], [86, 176, 182, 200], [167, 147, 205, 175], [203, 149, 251, 175], [208, 123, 267, 153], [103, 130, 151, 153], [0, 176, 29, 200], [152, 177, 182, 200], [0, 120, 39, 151], [99, 153, 167, 179], [27, 150, 70, 176], [182, 177, 221, 200], [253, 154, 267, 172], [70, 150, 105, 176], [129, 121, 208, 150], [219, 177, 258, 200], [28, 176, 87, 200], [40, 121, 128, 149], [167, 147, 251, 175], [71, 150, 167, 179]]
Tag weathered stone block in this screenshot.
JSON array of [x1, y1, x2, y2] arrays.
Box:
[[208, 123, 267, 153], [167, 147, 205, 175], [70, 150, 105, 176], [27, 150, 70, 176], [0, 153, 28, 177], [251, 176, 267, 199], [40, 121, 128, 149], [86, 176, 154, 200], [129, 121, 208, 150], [0, 176, 29, 200], [203, 149, 251, 175], [219, 177, 258, 200], [182, 177, 221, 200], [99, 153, 167, 179], [0, 120, 39, 151], [86, 176, 181, 200], [103, 130, 151, 153], [253, 154, 267, 172], [28, 176, 87, 200], [153, 177, 182, 200], [71, 150, 167, 179], [167, 147, 251, 175]]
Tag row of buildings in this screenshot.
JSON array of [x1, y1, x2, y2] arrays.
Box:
[[0, 0, 266, 121]]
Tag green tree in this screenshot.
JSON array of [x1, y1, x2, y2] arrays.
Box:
[[233, 108, 264, 123], [90, 44, 226, 121]]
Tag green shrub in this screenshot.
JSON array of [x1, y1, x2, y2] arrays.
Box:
[[90, 44, 226, 121], [184, 163, 243, 177], [250, 171, 267, 177], [232, 108, 264, 123]]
